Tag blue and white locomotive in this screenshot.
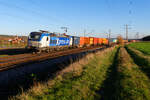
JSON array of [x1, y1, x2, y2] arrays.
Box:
[[27, 31, 80, 52]]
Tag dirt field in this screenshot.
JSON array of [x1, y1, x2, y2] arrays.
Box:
[[0, 35, 27, 48]]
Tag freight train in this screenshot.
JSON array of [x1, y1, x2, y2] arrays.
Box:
[[27, 31, 109, 52]]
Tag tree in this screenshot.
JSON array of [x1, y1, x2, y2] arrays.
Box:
[[117, 36, 124, 45]]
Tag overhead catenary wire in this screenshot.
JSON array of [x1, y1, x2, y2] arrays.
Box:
[[0, 1, 65, 27]]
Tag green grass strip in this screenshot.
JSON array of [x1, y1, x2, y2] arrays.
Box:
[[114, 47, 150, 100], [127, 42, 150, 55], [14, 47, 118, 100], [125, 46, 150, 77]]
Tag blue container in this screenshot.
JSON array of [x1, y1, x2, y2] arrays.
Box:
[[72, 36, 80, 46]]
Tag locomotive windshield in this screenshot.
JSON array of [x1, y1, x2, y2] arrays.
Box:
[[28, 32, 42, 41]]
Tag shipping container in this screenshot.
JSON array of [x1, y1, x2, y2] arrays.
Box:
[[79, 37, 84, 46], [72, 36, 80, 46], [80, 37, 90, 47], [102, 38, 106, 44], [102, 38, 109, 45], [106, 39, 109, 45], [98, 38, 103, 45], [89, 37, 94, 45], [94, 38, 98, 45]]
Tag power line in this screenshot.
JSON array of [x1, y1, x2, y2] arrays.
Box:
[[126, 24, 128, 40], [84, 29, 86, 37], [135, 32, 139, 39], [108, 29, 111, 39], [0, 1, 64, 26], [0, 12, 26, 22], [61, 27, 69, 33], [108, 29, 111, 45], [128, 0, 134, 25]]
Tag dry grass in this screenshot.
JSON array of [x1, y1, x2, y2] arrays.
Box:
[[118, 48, 133, 70]]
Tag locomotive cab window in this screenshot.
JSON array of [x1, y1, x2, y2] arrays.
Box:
[[46, 37, 49, 41], [29, 32, 42, 41]]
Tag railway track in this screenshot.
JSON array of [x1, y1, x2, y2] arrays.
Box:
[[0, 46, 104, 72]]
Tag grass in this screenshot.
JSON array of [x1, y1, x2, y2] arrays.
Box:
[[9, 43, 150, 100], [125, 46, 150, 77], [11, 47, 118, 100], [97, 46, 119, 100], [114, 47, 150, 100], [128, 42, 150, 55]]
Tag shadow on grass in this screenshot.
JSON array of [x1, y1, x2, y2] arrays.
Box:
[[97, 47, 120, 100], [0, 47, 104, 100], [125, 46, 150, 77]]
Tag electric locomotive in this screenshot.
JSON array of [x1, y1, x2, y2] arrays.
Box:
[[27, 31, 73, 52]]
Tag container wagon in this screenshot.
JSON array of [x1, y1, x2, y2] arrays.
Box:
[[72, 36, 80, 47], [102, 38, 108, 45], [98, 38, 103, 45], [89, 37, 94, 46], [80, 37, 90, 47], [94, 37, 98, 45]]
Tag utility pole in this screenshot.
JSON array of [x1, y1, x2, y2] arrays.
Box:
[[124, 24, 132, 41], [61, 27, 68, 33], [108, 29, 111, 45], [90, 30, 95, 35], [125, 24, 128, 41], [136, 32, 139, 40], [84, 29, 86, 37], [108, 29, 111, 40]]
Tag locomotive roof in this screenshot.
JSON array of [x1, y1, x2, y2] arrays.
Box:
[[30, 32, 42, 34], [30, 32, 70, 38]]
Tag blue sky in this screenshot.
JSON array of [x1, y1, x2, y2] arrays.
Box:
[[0, 0, 149, 38]]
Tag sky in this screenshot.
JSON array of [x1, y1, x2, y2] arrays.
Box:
[[0, 0, 149, 39]]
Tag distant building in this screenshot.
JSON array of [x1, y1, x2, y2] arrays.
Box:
[[143, 36, 150, 41]]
